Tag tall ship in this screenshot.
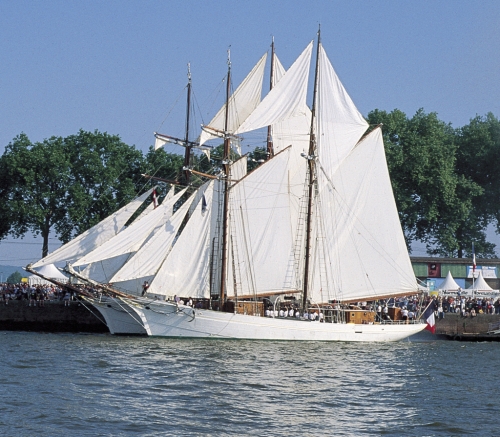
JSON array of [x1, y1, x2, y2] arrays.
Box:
[[121, 34, 426, 341], [29, 33, 428, 340]]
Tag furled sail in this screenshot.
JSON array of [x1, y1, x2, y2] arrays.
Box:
[[31, 188, 155, 269], [199, 53, 267, 146]]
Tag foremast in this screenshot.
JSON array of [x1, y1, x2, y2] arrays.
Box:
[[302, 28, 321, 310], [154, 63, 195, 186], [219, 49, 232, 306], [183, 64, 193, 185]]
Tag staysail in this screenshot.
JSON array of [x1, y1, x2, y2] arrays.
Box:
[[31, 188, 156, 269]]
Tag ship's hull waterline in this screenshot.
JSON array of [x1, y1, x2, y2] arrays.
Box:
[[127, 300, 427, 342], [85, 297, 147, 335]]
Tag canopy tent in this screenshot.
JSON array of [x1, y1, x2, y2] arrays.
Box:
[[467, 271, 499, 293], [28, 264, 68, 286], [437, 271, 461, 292]]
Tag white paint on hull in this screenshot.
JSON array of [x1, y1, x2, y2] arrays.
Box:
[[91, 297, 147, 335], [128, 301, 427, 342]]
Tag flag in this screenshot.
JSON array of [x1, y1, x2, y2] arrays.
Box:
[[423, 301, 436, 334], [152, 189, 158, 209], [472, 242, 476, 273]]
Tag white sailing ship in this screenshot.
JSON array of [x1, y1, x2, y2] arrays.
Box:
[[117, 34, 427, 341]]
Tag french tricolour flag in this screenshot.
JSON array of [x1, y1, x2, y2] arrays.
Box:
[[423, 301, 436, 334]]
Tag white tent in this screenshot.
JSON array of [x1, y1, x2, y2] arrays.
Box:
[[28, 264, 68, 286], [467, 271, 499, 293], [438, 271, 461, 292]]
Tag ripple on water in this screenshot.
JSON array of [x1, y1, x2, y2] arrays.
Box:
[[1, 333, 500, 436]]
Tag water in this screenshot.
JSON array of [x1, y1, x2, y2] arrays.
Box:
[[0, 332, 499, 436]]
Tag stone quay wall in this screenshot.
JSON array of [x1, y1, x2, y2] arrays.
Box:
[[0, 299, 108, 333], [435, 312, 500, 338]]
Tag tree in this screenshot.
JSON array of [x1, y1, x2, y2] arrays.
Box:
[[6, 271, 22, 284], [367, 109, 485, 257], [64, 130, 146, 239], [455, 113, 500, 255], [1, 133, 73, 258], [1, 130, 148, 259]]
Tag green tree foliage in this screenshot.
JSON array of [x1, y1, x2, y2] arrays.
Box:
[[367, 109, 486, 258], [6, 271, 22, 284], [1, 130, 147, 259], [455, 113, 500, 242], [64, 130, 145, 237], [0, 133, 73, 257]]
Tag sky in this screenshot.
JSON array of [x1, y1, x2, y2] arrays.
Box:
[[1, 0, 499, 266]]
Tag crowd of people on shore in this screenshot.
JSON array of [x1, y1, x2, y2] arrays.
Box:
[[0, 282, 100, 307], [434, 295, 500, 318]]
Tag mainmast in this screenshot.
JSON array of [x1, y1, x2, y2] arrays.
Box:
[[183, 64, 192, 184], [302, 28, 321, 310], [219, 49, 232, 307], [266, 37, 275, 159]]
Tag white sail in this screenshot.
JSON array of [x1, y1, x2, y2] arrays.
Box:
[[270, 53, 311, 154], [109, 188, 200, 286], [226, 146, 306, 297], [31, 188, 155, 268], [309, 127, 417, 303], [272, 54, 286, 86], [235, 42, 313, 135], [199, 53, 267, 146], [73, 187, 187, 268], [147, 181, 214, 298], [315, 43, 369, 176]]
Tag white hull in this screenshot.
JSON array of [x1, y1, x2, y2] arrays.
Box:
[[88, 297, 147, 335], [128, 300, 427, 342]]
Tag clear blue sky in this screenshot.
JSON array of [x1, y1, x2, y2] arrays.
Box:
[[1, 0, 499, 265]]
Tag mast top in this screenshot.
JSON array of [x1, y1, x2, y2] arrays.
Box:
[[187, 63, 191, 81]]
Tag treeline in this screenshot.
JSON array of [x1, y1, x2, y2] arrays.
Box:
[[1, 109, 499, 259], [367, 109, 500, 258]]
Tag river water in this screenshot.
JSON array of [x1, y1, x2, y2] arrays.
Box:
[[0, 332, 498, 436]]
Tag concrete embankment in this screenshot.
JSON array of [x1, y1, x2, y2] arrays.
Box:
[[435, 313, 500, 341], [0, 300, 108, 333]]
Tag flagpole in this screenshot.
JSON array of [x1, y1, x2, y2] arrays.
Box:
[[472, 242, 476, 295]]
